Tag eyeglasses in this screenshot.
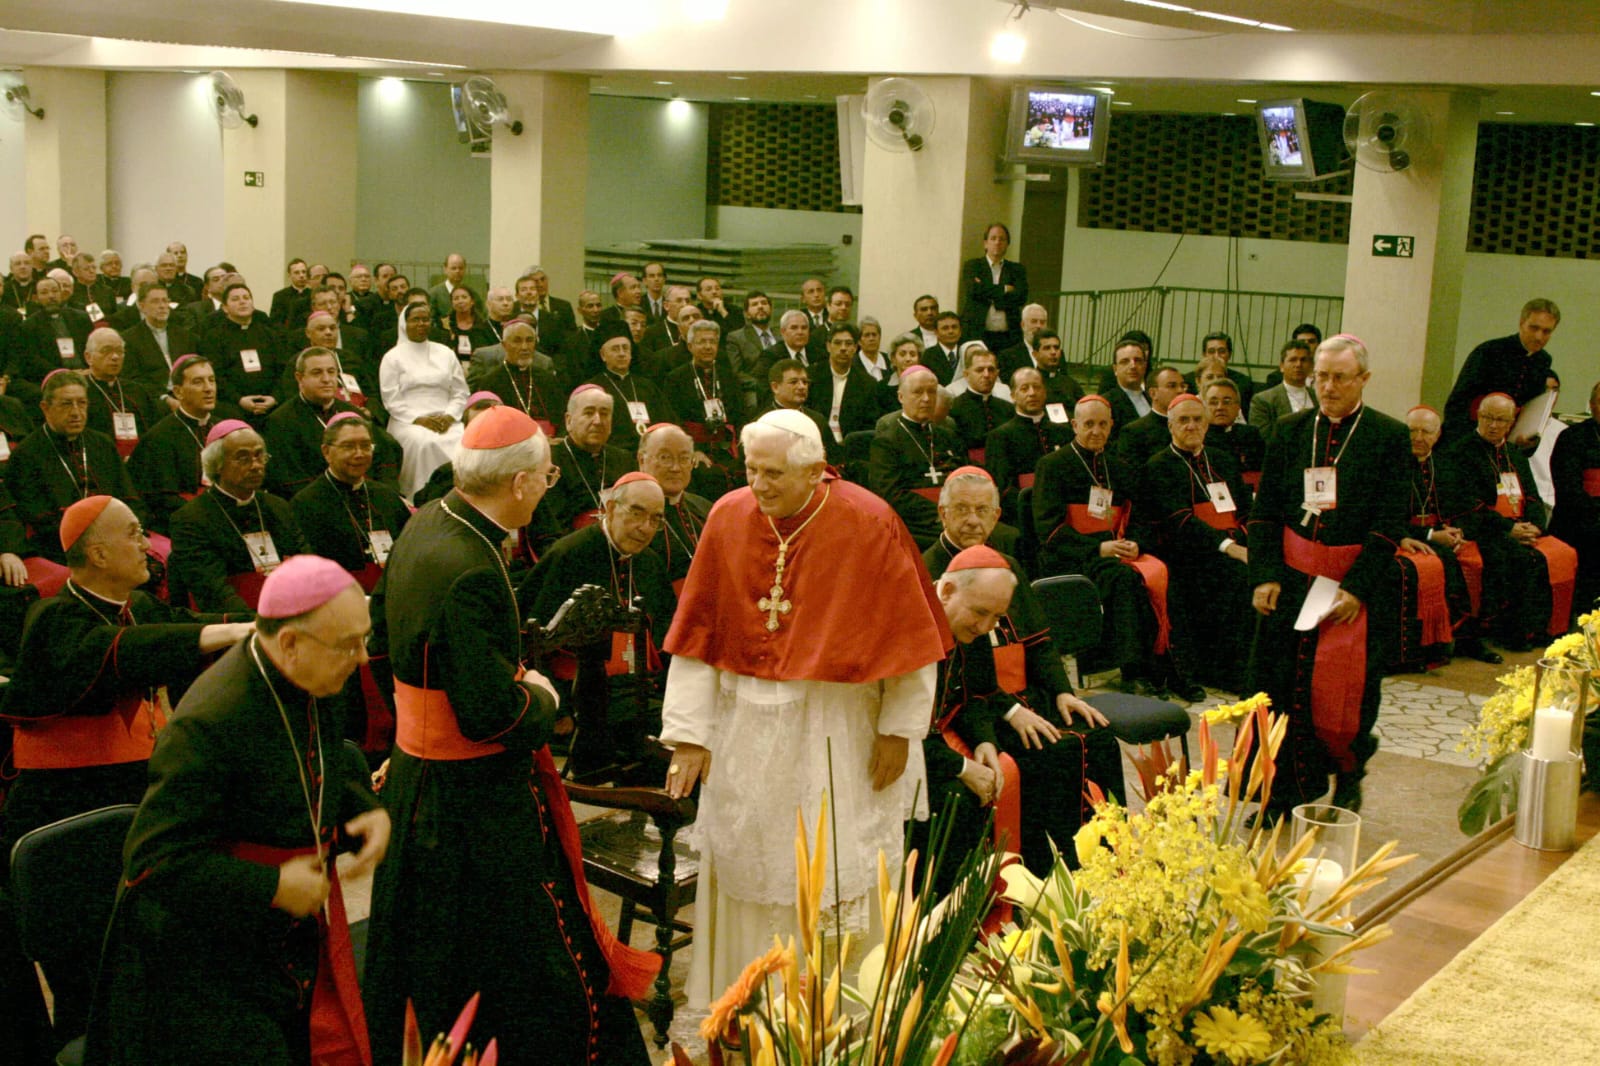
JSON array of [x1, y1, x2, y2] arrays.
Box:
[[1479, 414, 1515, 425], [618, 503, 665, 528], [1312, 371, 1362, 386], [646, 452, 694, 469], [533, 465, 561, 487], [330, 440, 374, 453], [226, 448, 270, 466], [946, 504, 997, 520]]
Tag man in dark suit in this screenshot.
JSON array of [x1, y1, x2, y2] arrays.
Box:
[[427, 253, 474, 320], [1114, 365, 1187, 474], [639, 284, 692, 358], [960, 222, 1028, 352], [986, 366, 1071, 522], [165, 241, 205, 298], [764, 309, 821, 377], [724, 290, 778, 407], [1199, 331, 1256, 410], [91, 250, 128, 306], [924, 311, 965, 385], [949, 346, 1015, 459], [695, 276, 745, 337], [173, 264, 229, 334], [597, 271, 643, 331], [1104, 340, 1152, 442], [2, 251, 36, 311], [995, 303, 1051, 384], [267, 258, 311, 329], [641, 261, 669, 323], [1248, 340, 1317, 444], [807, 323, 886, 447], [1031, 330, 1083, 411], [798, 277, 828, 332], [121, 281, 196, 394], [16, 275, 92, 386]]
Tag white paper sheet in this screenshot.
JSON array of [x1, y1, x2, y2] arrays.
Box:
[[1294, 575, 1342, 631], [1512, 388, 1558, 442]]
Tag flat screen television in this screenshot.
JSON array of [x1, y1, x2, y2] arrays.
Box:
[[1005, 85, 1111, 167], [1255, 98, 1347, 180]]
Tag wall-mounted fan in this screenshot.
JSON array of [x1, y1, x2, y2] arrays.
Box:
[[862, 77, 936, 153], [2, 81, 44, 121], [461, 75, 524, 137], [1343, 90, 1429, 173], [210, 71, 259, 129]]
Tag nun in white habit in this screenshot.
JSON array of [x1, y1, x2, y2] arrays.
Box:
[[379, 301, 469, 496]]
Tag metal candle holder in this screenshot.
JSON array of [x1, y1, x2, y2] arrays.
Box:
[[1514, 657, 1588, 852]]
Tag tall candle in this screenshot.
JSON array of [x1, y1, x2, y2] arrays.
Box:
[[1297, 857, 1345, 910], [1531, 705, 1574, 762]]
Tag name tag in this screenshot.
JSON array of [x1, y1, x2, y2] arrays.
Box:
[[1046, 402, 1069, 424], [86, 302, 103, 321], [240, 348, 261, 373], [368, 529, 394, 565], [243, 530, 281, 572], [703, 397, 726, 423], [1498, 471, 1523, 500], [829, 413, 843, 442], [627, 400, 649, 427], [0, 433, 9, 461], [1207, 480, 1237, 513], [1304, 466, 1337, 509], [112, 412, 138, 441], [56, 337, 76, 360], [1087, 485, 1114, 519], [457, 335, 473, 356], [339, 373, 361, 395]]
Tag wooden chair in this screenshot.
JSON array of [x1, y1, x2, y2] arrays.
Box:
[[530, 585, 698, 1048]]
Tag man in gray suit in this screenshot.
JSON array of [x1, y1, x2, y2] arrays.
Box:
[[723, 290, 779, 409], [427, 252, 474, 319], [1248, 339, 1317, 444]]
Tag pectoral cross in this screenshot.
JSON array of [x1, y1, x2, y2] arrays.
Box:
[[927, 465, 941, 484], [1300, 501, 1323, 527], [759, 583, 792, 631]]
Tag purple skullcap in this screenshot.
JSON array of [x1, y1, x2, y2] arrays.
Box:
[[257, 554, 359, 619], [205, 418, 253, 445]]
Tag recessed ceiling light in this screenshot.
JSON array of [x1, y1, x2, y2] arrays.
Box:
[[1590, 91, 1600, 97], [1578, 122, 1596, 127], [990, 31, 1026, 63], [734, 96, 750, 101], [728, 75, 747, 81], [1236, 98, 1256, 104], [1121, 0, 1192, 10], [1494, 110, 1515, 115], [654, 80, 672, 86], [1258, 22, 1294, 31], [1194, 10, 1261, 26], [1221, 112, 1237, 116], [1113, 101, 1133, 107]]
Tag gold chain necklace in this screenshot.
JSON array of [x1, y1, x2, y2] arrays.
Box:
[[758, 486, 830, 632]]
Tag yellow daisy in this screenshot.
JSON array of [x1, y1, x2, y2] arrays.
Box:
[[1190, 1005, 1274, 1064]]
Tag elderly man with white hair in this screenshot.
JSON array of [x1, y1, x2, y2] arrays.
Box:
[[660, 407, 950, 1009]]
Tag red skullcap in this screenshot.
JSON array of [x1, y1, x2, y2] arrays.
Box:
[[1076, 393, 1111, 408], [465, 390, 502, 409], [257, 554, 358, 619], [61, 495, 115, 553], [205, 419, 253, 445], [948, 465, 992, 482], [461, 404, 539, 450], [1168, 393, 1202, 409], [946, 545, 1008, 572], [42, 368, 78, 388], [306, 310, 335, 326], [1482, 392, 1515, 405], [612, 471, 660, 489], [171, 353, 202, 377], [1407, 404, 1440, 417]]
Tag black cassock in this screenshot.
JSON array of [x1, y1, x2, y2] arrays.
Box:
[[984, 412, 1070, 524], [262, 394, 403, 498], [167, 488, 308, 613], [1247, 406, 1411, 808], [538, 439, 637, 550], [1145, 443, 1254, 694], [291, 471, 412, 579], [476, 360, 564, 431], [649, 490, 711, 591], [1391, 453, 1474, 672], [7, 426, 145, 562], [869, 415, 966, 548], [364, 492, 650, 1066], [84, 639, 381, 1065], [1548, 419, 1600, 617], [127, 409, 216, 535]]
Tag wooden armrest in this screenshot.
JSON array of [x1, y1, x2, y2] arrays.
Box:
[[566, 782, 697, 824]]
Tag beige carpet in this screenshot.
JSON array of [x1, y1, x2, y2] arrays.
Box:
[[1354, 832, 1600, 1066]]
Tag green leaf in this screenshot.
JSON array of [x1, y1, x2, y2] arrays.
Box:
[[1458, 752, 1519, 836]]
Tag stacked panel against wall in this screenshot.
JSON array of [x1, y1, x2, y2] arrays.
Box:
[[706, 102, 860, 214], [1469, 124, 1600, 258]]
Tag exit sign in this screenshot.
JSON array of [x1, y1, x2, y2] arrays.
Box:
[[243, 171, 265, 187], [1372, 234, 1414, 258]]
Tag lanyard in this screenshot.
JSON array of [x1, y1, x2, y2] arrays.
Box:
[[88, 375, 128, 414], [249, 636, 327, 861], [1312, 406, 1364, 469], [210, 489, 270, 548], [1071, 442, 1110, 492], [506, 363, 548, 418], [561, 439, 610, 511], [46, 431, 90, 496], [326, 470, 376, 548], [1169, 443, 1219, 496], [603, 371, 639, 404]]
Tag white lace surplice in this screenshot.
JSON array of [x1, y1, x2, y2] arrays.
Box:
[[660, 654, 933, 1009]]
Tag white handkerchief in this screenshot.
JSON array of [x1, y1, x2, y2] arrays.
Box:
[[1294, 575, 1342, 632]]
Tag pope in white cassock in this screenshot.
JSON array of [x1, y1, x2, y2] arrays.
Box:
[[661, 409, 952, 1007]]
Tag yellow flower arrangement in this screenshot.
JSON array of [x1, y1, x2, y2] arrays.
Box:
[[1189, 1005, 1273, 1064]]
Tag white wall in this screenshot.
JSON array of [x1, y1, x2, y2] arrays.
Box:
[[106, 72, 224, 271], [710, 205, 861, 292], [0, 116, 25, 252], [586, 96, 707, 245], [1456, 254, 1600, 415], [356, 78, 490, 271]]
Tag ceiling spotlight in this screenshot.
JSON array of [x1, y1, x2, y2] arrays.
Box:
[[1577, 122, 1596, 127], [1236, 98, 1256, 104], [728, 75, 747, 80], [990, 31, 1026, 63], [1113, 101, 1133, 107], [1494, 110, 1514, 115], [654, 80, 673, 86]]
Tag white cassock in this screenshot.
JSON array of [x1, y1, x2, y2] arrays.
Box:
[[660, 656, 933, 1010], [379, 338, 469, 496]]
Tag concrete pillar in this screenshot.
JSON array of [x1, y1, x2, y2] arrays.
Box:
[[221, 71, 358, 296], [1339, 90, 1479, 416], [22, 67, 108, 249], [487, 72, 590, 295], [858, 77, 1021, 331]]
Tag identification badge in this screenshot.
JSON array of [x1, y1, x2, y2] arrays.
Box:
[[112, 412, 138, 440], [703, 397, 726, 422], [457, 335, 472, 355], [1304, 466, 1337, 509], [627, 401, 649, 426], [1087, 485, 1114, 519], [242, 530, 281, 572], [56, 337, 76, 360], [0, 433, 9, 461], [85, 302, 103, 321], [339, 372, 361, 395], [1498, 471, 1523, 501], [1207, 481, 1237, 513], [1046, 402, 1069, 424], [368, 529, 394, 565], [240, 348, 261, 373]]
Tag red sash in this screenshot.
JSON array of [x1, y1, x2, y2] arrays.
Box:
[[935, 717, 1022, 859], [10, 691, 166, 769], [1493, 488, 1524, 520], [391, 676, 663, 999], [572, 510, 600, 531], [968, 447, 986, 466], [226, 570, 268, 609], [1193, 501, 1239, 531], [1409, 513, 1440, 529], [1242, 470, 1262, 492], [1059, 504, 1171, 655], [1284, 531, 1365, 772], [1397, 548, 1453, 646], [993, 642, 1026, 695], [1456, 540, 1485, 616], [113, 435, 138, 460], [146, 532, 172, 564], [683, 421, 737, 453], [1017, 473, 1035, 490], [1583, 469, 1600, 497], [1533, 536, 1579, 636], [353, 562, 384, 594], [225, 842, 370, 1066], [21, 556, 69, 598], [911, 486, 942, 502], [546, 631, 662, 681]]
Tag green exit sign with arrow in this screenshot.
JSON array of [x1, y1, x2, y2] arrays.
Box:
[[1372, 234, 1414, 258]]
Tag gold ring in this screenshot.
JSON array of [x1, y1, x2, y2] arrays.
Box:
[[668, 764, 681, 775]]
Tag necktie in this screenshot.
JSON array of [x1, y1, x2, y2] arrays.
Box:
[[759, 329, 773, 348], [947, 348, 959, 377]]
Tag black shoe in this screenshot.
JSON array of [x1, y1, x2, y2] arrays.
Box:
[[1497, 636, 1535, 654], [1458, 639, 1503, 665], [1121, 675, 1161, 698], [1332, 774, 1363, 813], [1173, 682, 1207, 704]]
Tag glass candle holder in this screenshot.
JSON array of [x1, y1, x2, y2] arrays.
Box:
[[1291, 803, 1361, 915]]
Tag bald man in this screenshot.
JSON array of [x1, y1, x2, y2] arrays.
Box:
[[870, 367, 968, 548], [637, 423, 711, 591]]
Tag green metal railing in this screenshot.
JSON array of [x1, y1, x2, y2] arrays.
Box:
[[1042, 286, 1345, 372]]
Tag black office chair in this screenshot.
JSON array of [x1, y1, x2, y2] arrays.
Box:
[[10, 803, 139, 1066], [1031, 574, 1191, 766]]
